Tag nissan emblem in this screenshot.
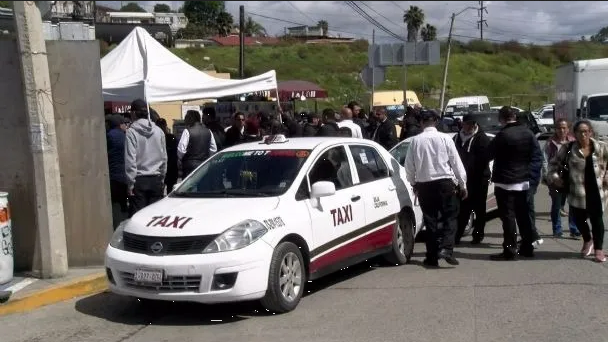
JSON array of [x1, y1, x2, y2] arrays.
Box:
[[150, 241, 163, 254]]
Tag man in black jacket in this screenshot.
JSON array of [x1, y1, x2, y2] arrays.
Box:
[[371, 107, 398, 150], [453, 114, 491, 244], [488, 106, 537, 260], [316, 108, 341, 137], [302, 112, 321, 137], [178, 110, 217, 177]]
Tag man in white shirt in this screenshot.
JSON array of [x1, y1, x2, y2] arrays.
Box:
[[177, 110, 217, 178], [405, 109, 468, 267], [337, 107, 363, 138]]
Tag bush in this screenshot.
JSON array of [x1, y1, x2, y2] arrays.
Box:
[[349, 39, 369, 53]]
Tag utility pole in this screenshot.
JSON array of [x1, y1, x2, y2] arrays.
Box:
[[371, 29, 375, 114], [478, 1, 488, 41], [13, 2, 68, 278], [439, 13, 455, 115], [402, 25, 408, 108], [239, 5, 245, 79]]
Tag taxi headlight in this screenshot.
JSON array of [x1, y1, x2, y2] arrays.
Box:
[[109, 221, 127, 249], [203, 219, 268, 253]]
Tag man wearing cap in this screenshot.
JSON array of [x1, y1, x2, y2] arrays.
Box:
[[453, 113, 492, 244], [405, 109, 468, 267], [125, 99, 168, 215]]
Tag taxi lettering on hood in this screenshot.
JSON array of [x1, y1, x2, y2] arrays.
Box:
[[146, 216, 193, 229]]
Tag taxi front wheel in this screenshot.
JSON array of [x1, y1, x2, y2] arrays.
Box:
[[383, 210, 415, 265], [261, 242, 306, 314]]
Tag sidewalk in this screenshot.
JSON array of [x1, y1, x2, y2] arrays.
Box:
[[0, 266, 106, 316]]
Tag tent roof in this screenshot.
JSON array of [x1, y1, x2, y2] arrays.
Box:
[[101, 27, 277, 103]]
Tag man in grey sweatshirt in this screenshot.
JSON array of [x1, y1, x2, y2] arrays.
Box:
[[125, 99, 168, 215]]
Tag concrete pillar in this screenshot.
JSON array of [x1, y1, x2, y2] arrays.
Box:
[[12, 2, 68, 278]]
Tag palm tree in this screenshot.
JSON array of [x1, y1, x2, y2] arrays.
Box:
[[317, 20, 329, 37], [420, 23, 437, 41], [216, 11, 234, 36], [403, 6, 425, 42], [243, 17, 267, 37]]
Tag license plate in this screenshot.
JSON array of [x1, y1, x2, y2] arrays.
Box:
[[134, 269, 163, 284]]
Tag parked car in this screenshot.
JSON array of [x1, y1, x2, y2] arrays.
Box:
[[389, 133, 497, 237], [105, 135, 423, 313]]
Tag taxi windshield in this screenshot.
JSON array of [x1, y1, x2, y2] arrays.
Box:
[[171, 149, 312, 198]]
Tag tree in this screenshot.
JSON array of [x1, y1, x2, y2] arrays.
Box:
[[420, 23, 437, 41], [0, 1, 12, 8], [184, 1, 224, 27], [216, 11, 234, 36], [243, 17, 267, 37], [120, 2, 146, 12], [317, 20, 329, 37], [403, 5, 425, 42], [154, 3, 172, 13], [590, 27, 608, 43]]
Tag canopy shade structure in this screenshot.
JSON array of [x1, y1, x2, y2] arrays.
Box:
[[101, 27, 278, 103], [277, 80, 328, 101]]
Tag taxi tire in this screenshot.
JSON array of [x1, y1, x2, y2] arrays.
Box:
[[383, 211, 414, 265], [261, 242, 306, 314]]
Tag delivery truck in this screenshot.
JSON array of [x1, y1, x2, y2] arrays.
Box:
[[555, 58, 608, 141]]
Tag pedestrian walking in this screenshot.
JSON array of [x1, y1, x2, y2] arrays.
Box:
[[453, 114, 491, 245], [405, 109, 468, 267], [547, 120, 608, 262]]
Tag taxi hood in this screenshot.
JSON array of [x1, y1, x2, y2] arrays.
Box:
[[124, 197, 281, 237]]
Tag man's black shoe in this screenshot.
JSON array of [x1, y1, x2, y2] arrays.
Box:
[[423, 258, 439, 267], [518, 249, 534, 258], [471, 236, 483, 245], [490, 252, 518, 261], [438, 249, 460, 265]]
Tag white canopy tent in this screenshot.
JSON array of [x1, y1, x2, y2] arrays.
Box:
[[100, 27, 278, 103]]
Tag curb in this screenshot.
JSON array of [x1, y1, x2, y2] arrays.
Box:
[[0, 272, 108, 316]]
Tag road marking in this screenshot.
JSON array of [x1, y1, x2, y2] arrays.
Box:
[[3, 278, 38, 294]]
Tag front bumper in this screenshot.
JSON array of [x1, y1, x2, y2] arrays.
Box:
[[105, 239, 274, 304]]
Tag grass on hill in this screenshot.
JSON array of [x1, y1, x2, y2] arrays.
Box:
[[103, 38, 608, 112]]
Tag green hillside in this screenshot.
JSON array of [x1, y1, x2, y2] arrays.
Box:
[[107, 39, 608, 111]]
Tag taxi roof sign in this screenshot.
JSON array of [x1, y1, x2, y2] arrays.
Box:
[[261, 134, 288, 144]]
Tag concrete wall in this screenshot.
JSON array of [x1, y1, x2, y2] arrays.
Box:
[[0, 40, 40, 272], [46, 40, 113, 267], [0, 39, 112, 273]]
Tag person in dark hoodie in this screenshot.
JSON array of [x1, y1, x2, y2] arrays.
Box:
[[316, 108, 341, 137], [282, 112, 303, 137], [155, 118, 178, 193], [453, 114, 491, 244], [125, 99, 168, 215], [106, 114, 128, 229], [524, 133, 545, 249]]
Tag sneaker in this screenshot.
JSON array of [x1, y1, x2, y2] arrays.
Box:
[[553, 232, 563, 238], [532, 239, 544, 249], [490, 252, 518, 261], [569, 232, 581, 240]]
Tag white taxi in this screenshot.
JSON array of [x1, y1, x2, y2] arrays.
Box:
[[105, 135, 422, 313]]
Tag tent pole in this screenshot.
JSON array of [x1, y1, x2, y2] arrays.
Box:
[[275, 88, 282, 124]]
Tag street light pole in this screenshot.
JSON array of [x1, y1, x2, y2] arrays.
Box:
[[439, 7, 477, 115]]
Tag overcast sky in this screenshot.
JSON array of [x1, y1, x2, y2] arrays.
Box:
[[98, 1, 602, 45]]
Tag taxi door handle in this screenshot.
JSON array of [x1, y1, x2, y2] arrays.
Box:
[[351, 195, 361, 202], [388, 185, 396, 191]]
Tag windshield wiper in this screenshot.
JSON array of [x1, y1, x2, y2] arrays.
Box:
[[171, 189, 275, 198]]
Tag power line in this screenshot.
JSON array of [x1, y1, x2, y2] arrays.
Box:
[[477, 1, 488, 41], [343, 1, 404, 41], [287, 2, 316, 25], [358, 1, 402, 30]]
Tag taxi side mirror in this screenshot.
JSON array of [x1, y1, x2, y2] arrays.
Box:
[[311, 181, 336, 198]]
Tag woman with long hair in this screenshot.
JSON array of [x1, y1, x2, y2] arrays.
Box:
[[548, 120, 608, 262], [543, 118, 580, 238]]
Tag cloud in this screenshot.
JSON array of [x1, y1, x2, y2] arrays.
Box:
[[98, 1, 604, 44]]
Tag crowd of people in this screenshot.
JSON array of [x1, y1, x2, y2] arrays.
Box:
[[105, 99, 608, 264]]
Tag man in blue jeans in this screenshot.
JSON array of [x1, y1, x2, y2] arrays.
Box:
[[526, 137, 545, 248]]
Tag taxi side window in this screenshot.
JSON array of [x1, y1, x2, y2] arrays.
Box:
[[349, 145, 389, 184], [307, 146, 353, 191]]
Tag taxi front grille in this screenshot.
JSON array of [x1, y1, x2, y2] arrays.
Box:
[[123, 232, 219, 256], [119, 272, 202, 292]]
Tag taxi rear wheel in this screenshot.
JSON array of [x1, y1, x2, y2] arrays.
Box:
[[261, 242, 306, 314], [383, 210, 415, 265]]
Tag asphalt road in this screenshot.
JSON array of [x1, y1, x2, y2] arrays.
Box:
[[2, 190, 608, 342]]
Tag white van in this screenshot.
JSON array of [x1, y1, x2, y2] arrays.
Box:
[[444, 96, 491, 117]]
